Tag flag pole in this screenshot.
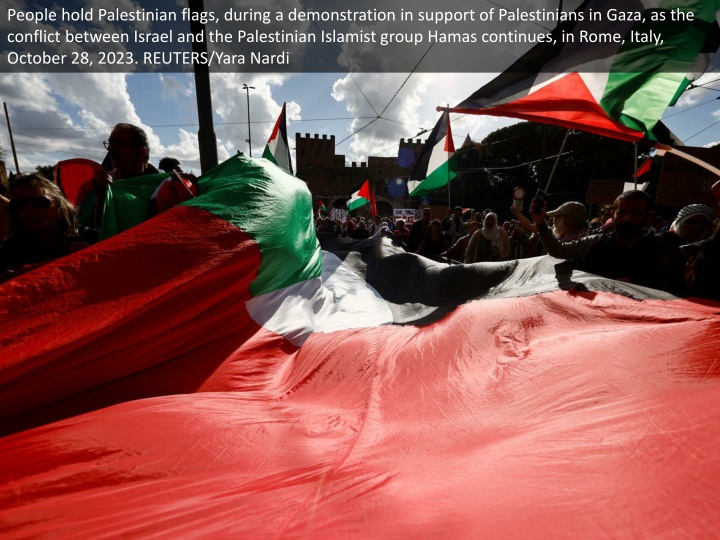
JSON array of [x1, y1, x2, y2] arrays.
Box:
[[3, 102, 20, 175], [656, 144, 720, 177], [444, 105, 452, 209], [633, 142, 638, 190], [544, 128, 571, 193], [189, 0, 218, 173], [656, 144, 720, 204]]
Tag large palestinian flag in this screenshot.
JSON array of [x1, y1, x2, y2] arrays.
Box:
[[407, 111, 458, 196], [449, 0, 720, 143], [2, 157, 720, 536], [262, 102, 293, 174]]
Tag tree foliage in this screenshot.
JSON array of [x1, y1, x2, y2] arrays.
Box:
[[445, 122, 653, 222], [35, 164, 55, 181]]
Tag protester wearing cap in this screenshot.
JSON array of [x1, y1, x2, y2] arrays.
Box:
[[547, 201, 590, 242], [529, 190, 686, 295]]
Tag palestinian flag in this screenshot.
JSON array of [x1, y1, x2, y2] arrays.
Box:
[[2, 157, 720, 536], [407, 111, 458, 196], [262, 102, 293, 174], [347, 179, 371, 211], [448, 0, 720, 144], [318, 198, 327, 214], [79, 171, 177, 239]]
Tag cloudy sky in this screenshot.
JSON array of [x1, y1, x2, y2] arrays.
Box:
[[2, 0, 720, 174], [0, 71, 508, 174], [3, 69, 720, 177]]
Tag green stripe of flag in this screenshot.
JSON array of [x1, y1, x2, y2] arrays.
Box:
[[189, 155, 322, 298], [81, 155, 322, 299], [599, 6, 716, 138], [408, 156, 458, 197]]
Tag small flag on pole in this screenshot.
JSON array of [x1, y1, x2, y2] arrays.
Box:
[[347, 180, 371, 211], [318, 198, 327, 214], [407, 112, 457, 197], [262, 103, 293, 174]]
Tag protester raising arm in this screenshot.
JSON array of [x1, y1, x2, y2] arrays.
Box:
[[511, 204, 538, 234], [529, 199, 598, 263]]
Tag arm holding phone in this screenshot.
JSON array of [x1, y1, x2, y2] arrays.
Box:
[[511, 205, 538, 233]]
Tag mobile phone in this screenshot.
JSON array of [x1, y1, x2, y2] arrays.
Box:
[[532, 189, 547, 213]]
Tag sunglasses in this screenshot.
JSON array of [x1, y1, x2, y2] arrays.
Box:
[[9, 195, 54, 211], [103, 139, 137, 149]]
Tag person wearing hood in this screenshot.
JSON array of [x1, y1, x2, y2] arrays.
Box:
[[464, 212, 511, 263], [659, 204, 714, 249]]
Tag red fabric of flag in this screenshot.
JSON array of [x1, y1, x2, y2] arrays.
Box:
[[633, 158, 652, 178]]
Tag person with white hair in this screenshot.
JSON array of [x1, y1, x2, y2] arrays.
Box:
[[546, 201, 591, 242]]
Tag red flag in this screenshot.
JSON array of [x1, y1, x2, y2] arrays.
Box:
[[632, 158, 652, 179], [56, 158, 104, 206], [371, 188, 377, 217], [358, 180, 371, 200]]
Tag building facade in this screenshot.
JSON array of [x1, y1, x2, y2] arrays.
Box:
[[295, 133, 426, 215]]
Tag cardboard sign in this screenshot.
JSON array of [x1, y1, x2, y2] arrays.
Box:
[[394, 209, 416, 224], [657, 146, 720, 208], [586, 179, 625, 205]]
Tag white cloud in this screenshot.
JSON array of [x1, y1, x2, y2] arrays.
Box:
[[0, 71, 302, 175], [159, 74, 194, 99], [330, 72, 520, 163], [160, 129, 203, 171], [331, 73, 434, 163], [674, 72, 720, 107], [210, 73, 299, 159]]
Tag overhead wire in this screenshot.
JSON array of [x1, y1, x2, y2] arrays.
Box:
[[295, 0, 380, 117], [684, 120, 720, 142], [662, 96, 720, 119], [460, 150, 574, 172], [15, 116, 379, 131]]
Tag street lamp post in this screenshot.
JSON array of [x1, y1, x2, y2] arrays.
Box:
[[242, 84, 254, 157]]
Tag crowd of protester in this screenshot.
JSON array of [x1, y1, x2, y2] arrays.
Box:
[[1, 121, 718, 301], [317, 193, 719, 300], [0, 123, 190, 283]]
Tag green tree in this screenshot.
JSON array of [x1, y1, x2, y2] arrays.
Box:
[[35, 164, 55, 180], [474, 122, 650, 221]]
